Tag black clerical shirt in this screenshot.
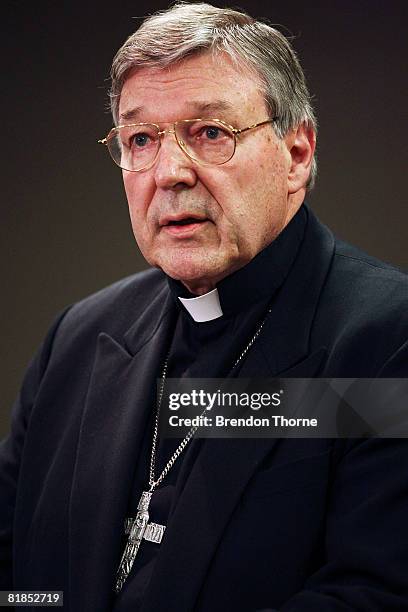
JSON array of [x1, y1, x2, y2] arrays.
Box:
[[112, 205, 307, 611]]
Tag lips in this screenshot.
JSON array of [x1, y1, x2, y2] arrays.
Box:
[[160, 214, 208, 227], [159, 213, 210, 236]]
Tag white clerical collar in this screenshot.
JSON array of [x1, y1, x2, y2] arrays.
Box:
[[178, 288, 223, 322]]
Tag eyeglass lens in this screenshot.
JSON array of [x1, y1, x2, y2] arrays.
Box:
[[107, 120, 236, 171]]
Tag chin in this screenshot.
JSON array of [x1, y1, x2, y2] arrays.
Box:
[[157, 262, 223, 295], [153, 249, 214, 280], [148, 244, 244, 290], [161, 262, 213, 283]]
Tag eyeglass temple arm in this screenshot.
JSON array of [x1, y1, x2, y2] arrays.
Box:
[[234, 118, 276, 135]]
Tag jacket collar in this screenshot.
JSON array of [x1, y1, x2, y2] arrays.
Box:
[[167, 204, 308, 320]]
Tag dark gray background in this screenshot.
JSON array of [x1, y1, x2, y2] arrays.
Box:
[[1, 0, 407, 437]]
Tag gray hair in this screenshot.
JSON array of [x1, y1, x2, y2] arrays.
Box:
[[109, 2, 317, 189]]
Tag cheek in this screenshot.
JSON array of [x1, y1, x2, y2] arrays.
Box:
[[238, 142, 287, 206], [225, 148, 288, 248], [122, 174, 156, 248], [123, 174, 152, 220]]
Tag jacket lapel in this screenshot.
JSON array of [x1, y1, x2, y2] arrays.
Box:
[[141, 209, 335, 612], [68, 284, 176, 612]]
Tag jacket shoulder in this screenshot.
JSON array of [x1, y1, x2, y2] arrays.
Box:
[[335, 239, 407, 280], [55, 268, 168, 343], [329, 238, 408, 313], [314, 237, 408, 375]]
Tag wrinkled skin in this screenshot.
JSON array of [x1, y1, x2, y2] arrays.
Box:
[[119, 52, 315, 294]]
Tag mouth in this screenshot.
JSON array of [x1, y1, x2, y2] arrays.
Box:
[[160, 214, 210, 236]]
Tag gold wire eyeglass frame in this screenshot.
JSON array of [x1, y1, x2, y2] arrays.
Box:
[[98, 117, 276, 172]]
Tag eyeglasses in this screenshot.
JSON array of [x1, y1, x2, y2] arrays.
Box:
[[98, 117, 276, 172]]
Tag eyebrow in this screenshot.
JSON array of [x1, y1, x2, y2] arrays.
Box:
[[119, 99, 235, 123]]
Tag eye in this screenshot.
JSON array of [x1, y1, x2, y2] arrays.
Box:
[[132, 133, 150, 147], [204, 126, 221, 140], [190, 123, 230, 141]]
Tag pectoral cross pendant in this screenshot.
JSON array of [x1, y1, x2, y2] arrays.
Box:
[[114, 491, 166, 593]]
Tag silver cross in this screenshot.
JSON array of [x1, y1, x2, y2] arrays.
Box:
[[115, 491, 166, 593]]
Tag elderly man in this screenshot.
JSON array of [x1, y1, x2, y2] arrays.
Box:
[[1, 3, 407, 611]]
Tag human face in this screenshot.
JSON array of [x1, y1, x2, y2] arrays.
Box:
[[119, 53, 308, 295]]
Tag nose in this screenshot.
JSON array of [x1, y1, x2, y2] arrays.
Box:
[[153, 129, 198, 190]]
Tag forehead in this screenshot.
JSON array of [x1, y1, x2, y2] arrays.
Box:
[[118, 52, 266, 124]]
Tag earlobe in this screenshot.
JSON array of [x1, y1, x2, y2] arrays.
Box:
[[287, 123, 316, 194]]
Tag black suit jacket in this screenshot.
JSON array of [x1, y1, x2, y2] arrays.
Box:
[[1, 208, 408, 611]]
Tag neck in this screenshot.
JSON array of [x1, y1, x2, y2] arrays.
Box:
[[181, 280, 216, 296], [179, 260, 248, 296]]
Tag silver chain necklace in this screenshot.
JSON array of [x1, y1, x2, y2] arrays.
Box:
[[114, 305, 272, 593]]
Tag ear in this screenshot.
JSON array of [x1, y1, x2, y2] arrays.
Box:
[[285, 123, 316, 194]]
